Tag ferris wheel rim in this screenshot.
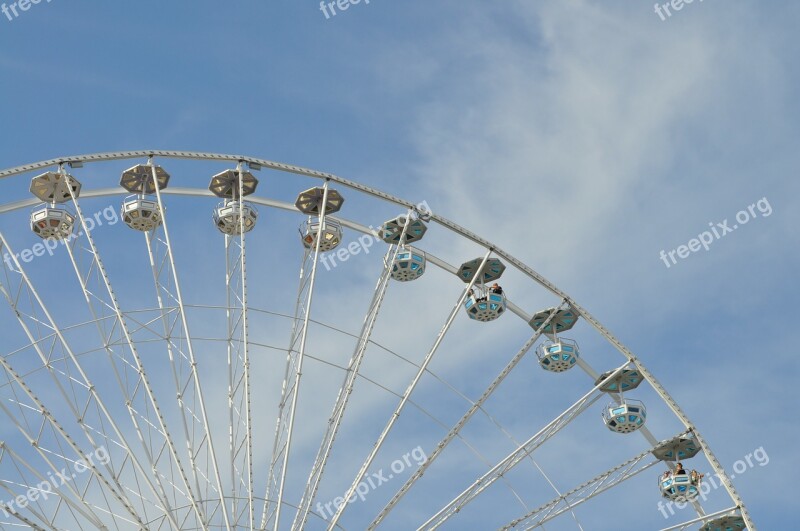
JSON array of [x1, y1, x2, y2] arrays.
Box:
[[0, 151, 754, 530]]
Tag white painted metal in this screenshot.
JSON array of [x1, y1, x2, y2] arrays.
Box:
[[292, 213, 415, 530], [418, 362, 631, 530], [502, 431, 691, 529], [0, 152, 755, 530], [0, 232, 148, 528], [224, 162, 255, 530], [61, 170, 186, 529], [261, 182, 333, 531], [146, 159, 223, 530], [368, 300, 569, 528], [326, 250, 493, 530]]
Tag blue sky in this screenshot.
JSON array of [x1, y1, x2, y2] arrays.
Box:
[[0, 1, 798, 530]]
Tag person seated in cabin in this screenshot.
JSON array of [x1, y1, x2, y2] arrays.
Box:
[[690, 470, 703, 485], [489, 283, 503, 295], [674, 462, 687, 475], [473, 287, 487, 302]]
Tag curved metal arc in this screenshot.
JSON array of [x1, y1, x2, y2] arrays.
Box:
[[0, 152, 753, 529]]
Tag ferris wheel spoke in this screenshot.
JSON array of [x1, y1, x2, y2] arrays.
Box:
[[222, 162, 256, 530], [294, 211, 417, 530], [0, 232, 151, 528], [326, 250, 492, 530], [416, 362, 630, 530], [2, 442, 132, 530], [61, 177, 196, 529], [501, 431, 690, 530], [0, 152, 756, 529], [143, 159, 232, 531], [262, 181, 333, 531], [261, 239, 311, 530], [0, 360, 124, 528], [368, 301, 569, 528]]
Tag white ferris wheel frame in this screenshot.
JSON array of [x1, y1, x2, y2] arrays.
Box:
[[0, 151, 754, 531]]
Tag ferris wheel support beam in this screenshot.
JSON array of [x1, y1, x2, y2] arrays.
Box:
[[326, 250, 493, 530], [262, 238, 313, 530], [368, 300, 569, 529], [0, 152, 754, 528], [293, 213, 415, 530], [501, 430, 690, 529], [1, 442, 129, 530], [417, 361, 630, 530], [147, 160, 228, 530], [63, 177, 185, 530], [0, 233, 150, 528], [262, 181, 333, 531], [0, 410, 109, 529], [223, 162, 256, 529]]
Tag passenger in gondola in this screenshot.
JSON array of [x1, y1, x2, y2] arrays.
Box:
[[489, 283, 503, 295], [675, 462, 687, 475]]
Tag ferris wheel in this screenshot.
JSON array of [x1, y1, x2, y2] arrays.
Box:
[[0, 151, 754, 531]]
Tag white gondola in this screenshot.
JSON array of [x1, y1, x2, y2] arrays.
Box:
[[700, 515, 746, 531], [30, 206, 75, 240], [301, 218, 343, 251], [213, 200, 258, 235], [602, 399, 646, 434], [391, 249, 426, 281], [122, 196, 163, 232], [658, 470, 701, 501], [536, 338, 579, 372], [29, 170, 81, 240], [464, 285, 506, 322]]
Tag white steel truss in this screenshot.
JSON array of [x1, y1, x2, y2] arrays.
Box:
[[368, 300, 570, 528], [326, 250, 493, 530], [261, 181, 332, 531], [0, 231, 150, 528], [224, 163, 256, 529], [0, 151, 756, 530], [292, 213, 415, 530], [417, 362, 631, 530], [143, 159, 229, 530], [500, 431, 692, 529]]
